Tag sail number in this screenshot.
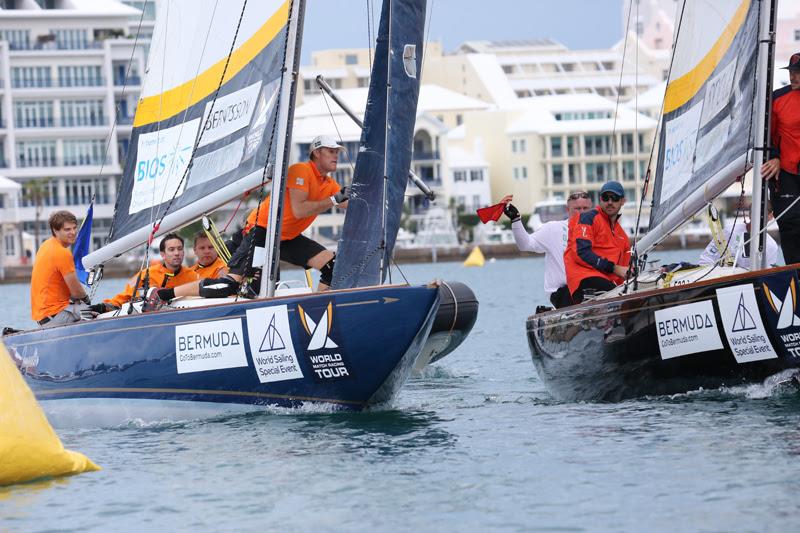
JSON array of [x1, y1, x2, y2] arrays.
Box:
[[664, 138, 690, 172]]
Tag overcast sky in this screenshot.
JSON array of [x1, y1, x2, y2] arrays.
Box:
[[301, 0, 626, 64]]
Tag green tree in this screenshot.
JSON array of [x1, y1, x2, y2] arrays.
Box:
[[22, 178, 52, 253]]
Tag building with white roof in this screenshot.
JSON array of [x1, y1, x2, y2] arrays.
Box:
[[448, 92, 657, 218], [0, 0, 147, 264]]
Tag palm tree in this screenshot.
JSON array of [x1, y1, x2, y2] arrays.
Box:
[[21, 178, 52, 253]]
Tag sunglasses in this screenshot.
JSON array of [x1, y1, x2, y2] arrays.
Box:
[[568, 192, 590, 200], [601, 193, 622, 202]]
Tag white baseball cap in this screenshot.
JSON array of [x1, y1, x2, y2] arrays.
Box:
[[309, 135, 344, 153]]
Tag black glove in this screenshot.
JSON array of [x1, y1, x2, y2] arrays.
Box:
[[70, 295, 92, 306], [503, 202, 521, 222], [333, 186, 349, 205], [90, 302, 117, 314]]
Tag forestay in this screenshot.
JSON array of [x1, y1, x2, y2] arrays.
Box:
[[84, 0, 296, 268], [330, 0, 427, 289], [639, 0, 759, 252]]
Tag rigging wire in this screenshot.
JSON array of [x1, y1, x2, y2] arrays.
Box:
[[607, 0, 633, 168]]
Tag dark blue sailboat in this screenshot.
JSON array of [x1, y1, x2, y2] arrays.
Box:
[[3, 0, 445, 425]]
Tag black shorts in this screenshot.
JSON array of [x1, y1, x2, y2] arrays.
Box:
[[228, 227, 327, 276]]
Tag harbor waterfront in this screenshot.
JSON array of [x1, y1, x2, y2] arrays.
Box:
[[3, 253, 800, 531]]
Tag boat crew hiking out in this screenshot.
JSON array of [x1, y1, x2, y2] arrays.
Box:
[[564, 181, 631, 304], [501, 191, 592, 308], [30, 210, 92, 327], [699, 203, 779, 268], [152, 134, 350, 304], [762, 52, 800, 264]]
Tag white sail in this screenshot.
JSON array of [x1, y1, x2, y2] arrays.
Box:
[[639, 0, 759, 253], [83, 0, 300, 269]]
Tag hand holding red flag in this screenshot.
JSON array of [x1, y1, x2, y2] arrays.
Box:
[[476, 202, 506, 224]]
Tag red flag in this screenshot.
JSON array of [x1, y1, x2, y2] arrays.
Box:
[[477, 202, 505, 224]]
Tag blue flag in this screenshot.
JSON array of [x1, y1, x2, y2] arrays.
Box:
[[73, 203, 93, 285]]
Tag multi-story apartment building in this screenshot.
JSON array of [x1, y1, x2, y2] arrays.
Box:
[[0, 0, 147, 266]]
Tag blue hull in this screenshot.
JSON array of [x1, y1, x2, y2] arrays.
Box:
[[4, 285, 439, 422]]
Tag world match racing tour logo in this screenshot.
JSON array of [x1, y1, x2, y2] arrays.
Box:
[[762, 275, 800, 358], [298, 301, 353, 381]]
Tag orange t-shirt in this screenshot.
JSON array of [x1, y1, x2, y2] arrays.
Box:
[[191, 257, 227, 279], [248, 160, 341, 240], [105, 263, 199, 308], [30, 237, 76, 321]]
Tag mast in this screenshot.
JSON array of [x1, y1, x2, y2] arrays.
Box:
[[750, 0, 778, 270], [260, 0, 305, 298]]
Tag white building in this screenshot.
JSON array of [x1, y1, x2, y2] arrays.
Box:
[[0, 0, 147, 264]]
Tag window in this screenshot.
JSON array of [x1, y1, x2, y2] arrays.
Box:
[[345, 54, 358, 65], [469, 170, 483, 182], [11, 66, 51, 88], [64, 178, 109, 205], [568, 163, 581, 184], [584, 135, 612, 155], [14, 101, 54, 128], [0, 29, 31, 50], [567, 136, 577, 156], [20, 179, 59, 206], [61, 99, 106, 126], [795, 29, 800, 41], [453, 170, 466, 182], [455, 114, 463, 126], [357, 77, 369, 87], [622, 161, 636, 181], [51, 29, 89, 50], [511, 139, 517, 153], [621, 133, 635, 154], [639, 133, 647, 153], [58, 65, 103, 87], [472, 195, 481, 209], [4, 234, 15, 257], [513, 166, 528, 180], [586, 162, 616, 183], [552, 164, 564, 185], [625, 188, 635, 199], [63, 139, 107, 166], [17, 140, 57, 168], [550, 137, 562, 157]]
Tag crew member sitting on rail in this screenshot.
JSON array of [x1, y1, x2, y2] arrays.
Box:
[[92, 233, 199, 313], [501, 190, 592, 308], [564, 181, 632, 304], [148, 134, 349, 304], [30, 210, 93, 327], [190, 231, 228, 279], [699, 203, 779, 269]]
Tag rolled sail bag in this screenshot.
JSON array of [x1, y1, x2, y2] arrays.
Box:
[[0, 342, 100, 485]]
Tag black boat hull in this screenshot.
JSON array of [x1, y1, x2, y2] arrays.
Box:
[[527, 265, 800, 401], [414, 281, 478, 372]]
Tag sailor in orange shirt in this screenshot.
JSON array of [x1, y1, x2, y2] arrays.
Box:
[[30, 210, 93, 327], [92, 233, 199, 312], [153, 135, 349, 303], [190, 231, 228, 279], [564, 181, 632, 304]]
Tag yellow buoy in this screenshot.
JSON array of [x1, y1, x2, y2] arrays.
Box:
[[0, 342, 99, 486], [463, 246, 485, 267]]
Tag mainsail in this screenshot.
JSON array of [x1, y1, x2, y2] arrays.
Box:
[[84, 0, 300, 268], [639, 0, 760, 253], [330, 0, 427, 289]]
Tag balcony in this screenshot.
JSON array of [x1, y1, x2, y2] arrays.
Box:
[[16, 157, 111, 168], [58, 78, 105, 88], [114, 75, 141, 86], [117, 115, 134, 125], [32, 41, 104, 51], [412, 150, 440, 161], [11, 79, 53, 89], [16, 118, 55, 129], [60, 118, 108, 127]]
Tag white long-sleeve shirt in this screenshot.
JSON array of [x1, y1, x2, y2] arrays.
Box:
[[699, 222, 779, 269], [512, 219, 569, 294]]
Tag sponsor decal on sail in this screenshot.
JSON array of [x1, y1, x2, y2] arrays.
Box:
[[298, 301, 353, 381], [245, 305, 304, 383], [655, 300, 723, 359], [175, 318, 248, 374], [716, 284, 778, 363]]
